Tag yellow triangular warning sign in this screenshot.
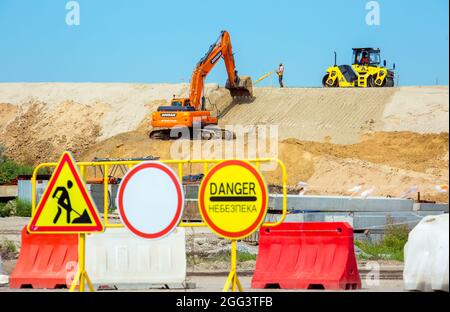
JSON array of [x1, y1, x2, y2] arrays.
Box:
[[28, 152, 104, 234]]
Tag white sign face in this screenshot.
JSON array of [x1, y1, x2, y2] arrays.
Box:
[[116, 161, 184, 240]]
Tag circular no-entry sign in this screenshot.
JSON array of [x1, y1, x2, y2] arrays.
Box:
[[117, 161, 184, 240], [199, 160, 268, 240]]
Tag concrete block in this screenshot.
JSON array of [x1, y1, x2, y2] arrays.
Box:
[[269, 195, 414, 212], [415, 203, 449, 212], [0, 185, 17, 198]]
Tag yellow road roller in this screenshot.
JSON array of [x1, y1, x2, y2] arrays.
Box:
[[322, 48, 395, 88]]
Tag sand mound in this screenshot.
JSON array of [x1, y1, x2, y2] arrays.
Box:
[[220, 86, 449, 144], [308, 155, 448, 203], [283, 131, 449, 174], [0, 83, 447, 202], [220, 87, 396, 144], [0, 103, 19, 133], [1, 100, 106, 164], [0, 83, 227, 141], [78, 131, 448, 203], [382, 86, 449, 133], [0, 83, 225, 162], [1, 84, 447, 152]]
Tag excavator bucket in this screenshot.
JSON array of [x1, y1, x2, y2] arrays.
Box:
[[226, 76, 253, 98]]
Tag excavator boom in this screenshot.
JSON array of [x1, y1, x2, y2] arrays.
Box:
[[150, 30, 253, 140], [189, 30, 253, 109]]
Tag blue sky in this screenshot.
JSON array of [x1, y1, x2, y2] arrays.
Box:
[[0, 0, 448, 86]]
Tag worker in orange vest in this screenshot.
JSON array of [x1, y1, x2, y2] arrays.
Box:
[[277, 63, 284, 88]]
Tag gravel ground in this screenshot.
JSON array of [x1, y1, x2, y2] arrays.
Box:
[[0, 276, 405, 292]]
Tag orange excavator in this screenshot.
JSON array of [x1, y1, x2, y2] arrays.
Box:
[[150, 30, 253, 140]]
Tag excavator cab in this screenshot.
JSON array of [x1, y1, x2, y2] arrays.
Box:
[[171, 98, 189, 107], [155, 98, 195, 112]]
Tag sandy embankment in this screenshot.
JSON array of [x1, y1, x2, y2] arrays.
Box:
[[381, 86, 449, 133], [0, 83, 224, 163], [0, 84, 448, 202]]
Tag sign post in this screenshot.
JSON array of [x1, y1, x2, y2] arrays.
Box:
[[198, 160, 268, 291], [69, 233, 94, 292]]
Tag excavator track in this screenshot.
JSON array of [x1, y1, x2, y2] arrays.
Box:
[[149, 128, 235, 141], [149, 129, 174, 140], [200, 128, 235, 140]]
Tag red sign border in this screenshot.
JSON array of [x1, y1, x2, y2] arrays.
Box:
[[199, 160, 268, 240], [28, 152, 104, 234], [117, 162, 184, 240]]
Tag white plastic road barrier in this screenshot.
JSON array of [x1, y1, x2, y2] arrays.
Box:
[[404, 214, 449, 292], [0, 274, 6, 285], [86, 227, 186, 289], [0, 255, 8, 285]]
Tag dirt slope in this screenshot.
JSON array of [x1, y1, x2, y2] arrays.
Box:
[[382, 86, 449, 133], [1, 84, 447, 156], [0, 83, 448, 202], [0, 83, 223, 162], [220, 87, 396, 144], [220, 86, 449, 144], [78, 130, 448, 203]]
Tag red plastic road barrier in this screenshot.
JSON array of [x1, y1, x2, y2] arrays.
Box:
[[251, 222, 361, 290], [9, 226, 78, 289]]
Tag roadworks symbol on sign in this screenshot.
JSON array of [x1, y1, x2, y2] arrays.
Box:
[[28, 152, 104, 234]]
